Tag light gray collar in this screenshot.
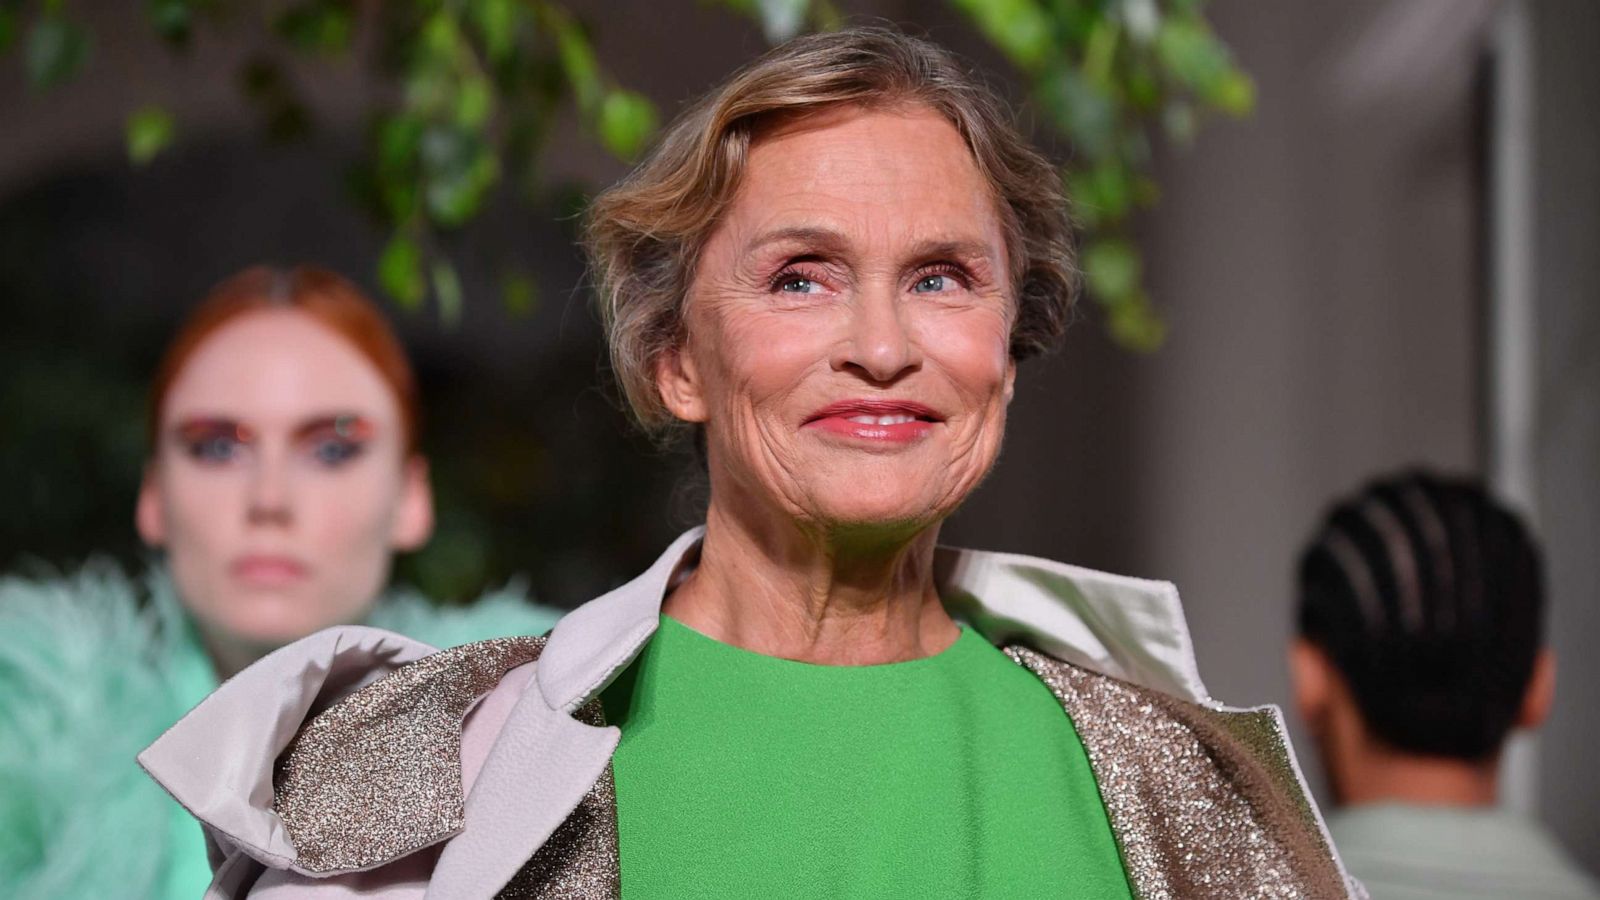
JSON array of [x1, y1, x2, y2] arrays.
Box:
[[535, 527, 1213, 713]]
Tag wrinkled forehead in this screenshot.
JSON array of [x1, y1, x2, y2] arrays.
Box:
[[160, 309, 402, 430], [709, 103, 1010, 267]]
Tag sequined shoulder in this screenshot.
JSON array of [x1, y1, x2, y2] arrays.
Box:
[[273, 635, 547, 875], [1005, 645, 1357, 900]]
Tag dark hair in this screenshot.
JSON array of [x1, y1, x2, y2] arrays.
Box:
[[1296, 470, 1543, 760]]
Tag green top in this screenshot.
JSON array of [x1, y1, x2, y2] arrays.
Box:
[[601, 615, 1133, 899]]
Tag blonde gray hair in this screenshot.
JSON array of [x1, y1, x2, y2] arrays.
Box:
[[584, 27, 1077, 437]]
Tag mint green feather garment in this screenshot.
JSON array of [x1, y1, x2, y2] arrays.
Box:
[[0, 563, 563, 900]]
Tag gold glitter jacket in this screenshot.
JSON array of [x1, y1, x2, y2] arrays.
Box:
[[140, 528, 1366, 899]]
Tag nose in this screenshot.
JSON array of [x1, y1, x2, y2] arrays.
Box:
[[246, 449, 293, 529], [833, 283, 922, 383]]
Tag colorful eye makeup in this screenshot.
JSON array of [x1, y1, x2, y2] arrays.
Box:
[[299, 415, 374, 467], [174, 418, 255, 465], [169, 414, 376, 468]]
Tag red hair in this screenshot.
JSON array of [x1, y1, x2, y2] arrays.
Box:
[[149, 265, 421, 453]]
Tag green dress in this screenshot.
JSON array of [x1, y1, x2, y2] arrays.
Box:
[[601, 615, 1133, 898]]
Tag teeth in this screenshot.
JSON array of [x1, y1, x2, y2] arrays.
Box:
[[845, 414, 917, 425]]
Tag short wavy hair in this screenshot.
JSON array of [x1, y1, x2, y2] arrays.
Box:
[[584, 26, 1077, 437]]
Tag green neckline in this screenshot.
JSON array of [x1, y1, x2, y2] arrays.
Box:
[[655, 613, 980, 676]]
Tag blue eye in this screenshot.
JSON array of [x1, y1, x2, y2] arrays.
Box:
[[311, 439, 364, 466], [913, 274, 951, 293], [187, 436, 241, 463], [778, 276, 821, 294]]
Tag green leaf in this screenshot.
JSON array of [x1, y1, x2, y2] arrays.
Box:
[[418, 124, 498, 226], [419, 9, 462, 62], [1067, 162, 1132, 228], [126, 106, 176, 165], [1208, 69, 1255, 116], [1082, 238, 1141, 302], [1156, 18, 1231, 96], [552, 12, 600, 112], [470, 0, 521, 65], [26, 16, 90, 89], [1039, 67, 1115, 160], [147, 0, 195, 45], [379, 234, 427, 310], [598, 89, 657, 161], [501, 272, 538, 317], [378, 114, 424, 173], [455, 75, 494, 128], [275, 1, 355, 56], [1106, 292, 1166, 352], [1082, 17, 1119, 86], [948, 0, 1053, 71], [431, 259, 464, 327]]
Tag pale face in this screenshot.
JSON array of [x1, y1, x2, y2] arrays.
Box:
[[660, 104, 1017, 537], [137, 309, 432, 652]]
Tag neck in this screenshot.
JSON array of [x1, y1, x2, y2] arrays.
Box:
[[197, 626, 277, 681], [1327, 705, 1500, 807], [662, 501, 960, 665]]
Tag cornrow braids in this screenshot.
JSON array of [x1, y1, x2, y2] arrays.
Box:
[[1296, 470, 1544, 760]]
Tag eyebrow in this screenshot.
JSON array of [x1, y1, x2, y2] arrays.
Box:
[[747, 227, 1000, 265], [172, 416, 244, 439], [292, 414, 375, 441], [746, 226, 853, 256], [168, 414, 375, 441]]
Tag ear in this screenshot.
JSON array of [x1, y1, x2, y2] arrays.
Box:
[[390, 454, 435, 551], [1002, 356, 1017, 406], [655, 345, 708, 423], [1289, 638, 1336, 730], [1516, 648, 1556, 730], [135, 464, 166, 548]]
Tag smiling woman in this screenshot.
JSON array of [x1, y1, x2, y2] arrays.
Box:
[[139, 30, 1364, 900], [0, 266, 561, 900]]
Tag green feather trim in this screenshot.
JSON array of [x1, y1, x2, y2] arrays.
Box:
[[0, 562, 563, 899]]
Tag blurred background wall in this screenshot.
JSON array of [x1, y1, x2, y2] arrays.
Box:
[[0, 0, 1594, 873]]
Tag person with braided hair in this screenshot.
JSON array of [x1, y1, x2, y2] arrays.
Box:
[[1292, 469, 1598, 899]]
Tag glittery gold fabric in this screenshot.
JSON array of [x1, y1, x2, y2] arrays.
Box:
[[1007, 645, 1355, 899], [271, 630, 1354, 900], [495, 700, 621, 899], [273, 635, 547, 875]]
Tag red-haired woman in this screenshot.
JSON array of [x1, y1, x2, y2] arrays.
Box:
[[0, 266, 559, 899]]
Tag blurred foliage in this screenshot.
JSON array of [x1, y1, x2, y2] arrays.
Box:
[[1, 0, 1250, 350]]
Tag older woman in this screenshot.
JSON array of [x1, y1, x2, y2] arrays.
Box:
[[142, 30, 1361, 899]]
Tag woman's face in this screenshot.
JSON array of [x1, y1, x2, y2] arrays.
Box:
[[137, 309, 431, 650], [661, 104, 1016, 537]]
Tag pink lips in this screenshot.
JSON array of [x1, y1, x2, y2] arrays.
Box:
[[230, 554, 311, 588], [802, 399, 942, 444]]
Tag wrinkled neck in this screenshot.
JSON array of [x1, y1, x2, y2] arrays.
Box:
[[661, 502, 960, 665]]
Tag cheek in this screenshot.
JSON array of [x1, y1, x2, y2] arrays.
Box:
[[698, 305, 833, 418], [158, 465, 242, 556], [300, 463, 403, 551], [924, 310, 1013, 401]]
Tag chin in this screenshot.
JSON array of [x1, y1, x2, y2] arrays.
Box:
[[801, 456, 977, 529], [213, 594, 356, 648], [805, 485, 948, 536]]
